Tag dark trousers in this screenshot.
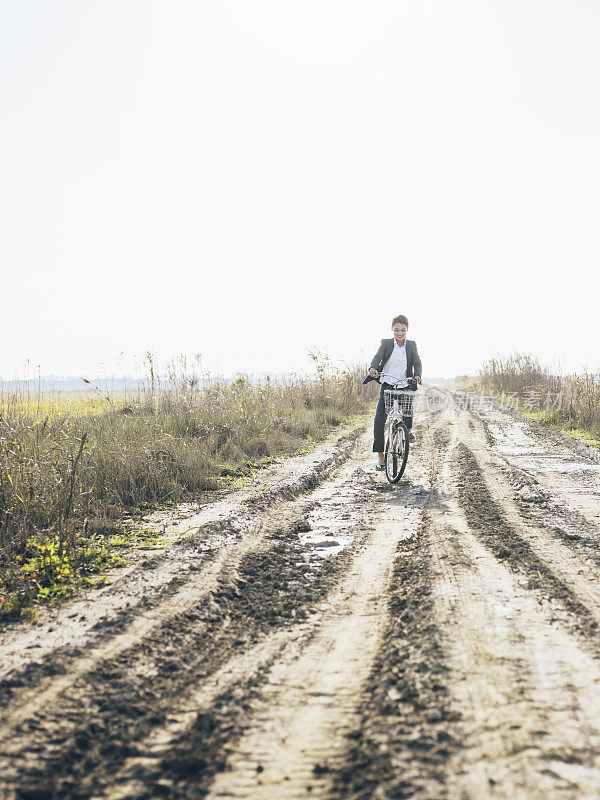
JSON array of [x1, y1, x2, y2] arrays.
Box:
[[373, 384, 413, 453]]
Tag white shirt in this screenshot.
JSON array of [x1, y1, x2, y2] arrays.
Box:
[[380, 340, 408, 387]]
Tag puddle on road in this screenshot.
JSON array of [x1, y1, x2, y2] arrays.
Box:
[[298, 476, 376, 560]]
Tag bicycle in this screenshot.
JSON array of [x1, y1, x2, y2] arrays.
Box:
[[383, 380, 418, 483]]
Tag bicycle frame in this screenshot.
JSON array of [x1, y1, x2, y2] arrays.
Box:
[[382, 382, 415, 483]]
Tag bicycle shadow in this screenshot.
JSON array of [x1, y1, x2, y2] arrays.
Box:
[[369, 478, 447, 514]]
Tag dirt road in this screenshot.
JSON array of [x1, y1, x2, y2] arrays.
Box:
[[2, 390, 600, 800]]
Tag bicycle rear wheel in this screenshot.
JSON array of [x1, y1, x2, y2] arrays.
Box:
[[384, 422, 410, 483]]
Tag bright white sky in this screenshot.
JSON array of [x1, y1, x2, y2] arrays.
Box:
[[1, 1, 599, 381]]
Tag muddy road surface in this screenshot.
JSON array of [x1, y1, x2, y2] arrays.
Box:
[[2, 392, 600, 800]]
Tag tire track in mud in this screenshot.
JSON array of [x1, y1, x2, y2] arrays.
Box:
[[151, 409, 450, 800], [100, 628, 305, 800], [202, 503, 423, 800], [508, 465, 600, 545], [472, 408, 600, 563], [332, 518, 460, 800], [454, 441, 600, 640], [0, 432, 376, 800], [327, 398, 600, 800], [331, 419, 461, 800], [455, 407, 600, 634], [430, 410, 600, 798], [5, 542, 349, 800], [109, 427, 431, 800]]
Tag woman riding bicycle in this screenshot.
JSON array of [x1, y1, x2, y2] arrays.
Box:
[[367, 314, 422, 470]]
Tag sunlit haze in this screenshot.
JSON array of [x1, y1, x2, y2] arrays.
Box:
[[2, 1, 599, 381]]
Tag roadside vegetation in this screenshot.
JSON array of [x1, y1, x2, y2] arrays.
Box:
[[471, 352, 600, 445], [0, 354, 374, 618]]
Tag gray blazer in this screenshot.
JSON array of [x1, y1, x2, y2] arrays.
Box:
[[370, 338, 422, 379]]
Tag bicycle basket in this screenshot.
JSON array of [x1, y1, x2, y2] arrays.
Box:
[[384, 389, 416, 416]]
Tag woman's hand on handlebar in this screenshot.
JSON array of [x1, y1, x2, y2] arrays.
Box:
[[368, 368, 379, 378]]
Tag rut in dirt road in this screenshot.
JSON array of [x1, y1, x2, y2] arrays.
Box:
[[3, 392, 600, 800], [334, 402, 600, 800], [432, 407, 600, 799], [98, 420, 435, 800]]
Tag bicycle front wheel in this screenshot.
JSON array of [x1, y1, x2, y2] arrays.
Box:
[[385, 422, 410, 483]]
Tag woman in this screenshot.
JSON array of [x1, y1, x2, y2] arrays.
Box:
[[367, 314, 422, 470]]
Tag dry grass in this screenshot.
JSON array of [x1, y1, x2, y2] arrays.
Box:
[[0, 359, 374, 616], [476, 352, 600, 442]]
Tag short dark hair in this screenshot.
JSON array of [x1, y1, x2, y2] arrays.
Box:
[[391, 314, 409, 327]]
